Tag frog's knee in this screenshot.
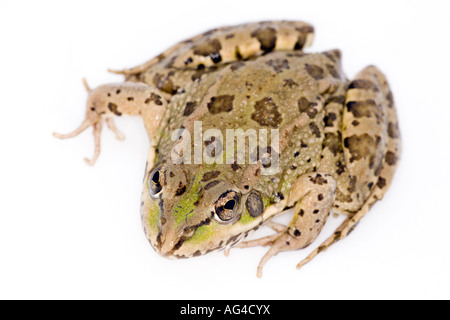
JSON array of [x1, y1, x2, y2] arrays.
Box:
[[87, 82, 164, 119]]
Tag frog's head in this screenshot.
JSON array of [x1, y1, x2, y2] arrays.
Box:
[[141, 160, 267, 259]]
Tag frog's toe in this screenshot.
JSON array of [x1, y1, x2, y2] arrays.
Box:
[[83, 121, 103, 166], [105, 118, 125, 141], [52, 119, 93, 140]]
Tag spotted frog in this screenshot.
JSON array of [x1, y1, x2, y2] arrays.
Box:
[[54, 21, 401, 277]]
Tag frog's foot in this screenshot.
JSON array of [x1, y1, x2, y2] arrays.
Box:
[[54, 79, 167, 165], [53, 113, 123, 166], [236, 173, 337, 277], [53, 79, 128, 165]]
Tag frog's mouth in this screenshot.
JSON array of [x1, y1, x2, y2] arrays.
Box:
[[156, 216, 214, 259]]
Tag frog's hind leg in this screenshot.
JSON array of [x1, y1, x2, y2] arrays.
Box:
[[109, 21, 315, 77], [296, 66, 401, 269], [54, 79, 167, 165]]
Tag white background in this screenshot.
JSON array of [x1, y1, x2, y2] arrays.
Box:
[[1, 0, 449, 300]]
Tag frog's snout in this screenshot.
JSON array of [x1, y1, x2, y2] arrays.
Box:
[[157, 227, 184, 258]]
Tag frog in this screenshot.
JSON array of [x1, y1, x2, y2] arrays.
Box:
[[54, 21, 401, 277]]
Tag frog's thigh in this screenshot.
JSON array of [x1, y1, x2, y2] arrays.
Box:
[[175, 21, 315, 69], [342, 66, 390, 200], [254, 173, 336, 277], [296, 66, 401, 270]]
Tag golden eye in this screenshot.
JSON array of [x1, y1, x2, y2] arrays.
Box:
[[149, 168, 163, 198], [214, 191, 241, 222]]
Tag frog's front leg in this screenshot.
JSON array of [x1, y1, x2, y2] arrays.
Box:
[[238, 173, 336, 278], [53, 81, 167, 165]]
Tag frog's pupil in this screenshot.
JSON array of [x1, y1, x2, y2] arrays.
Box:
[[152, 170, 160, 184], [149, 169, 163, 197], [224, 199, 235, 210]]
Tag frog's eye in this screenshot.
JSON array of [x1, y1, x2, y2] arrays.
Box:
[[214, 191, 241, 222], [149, 168, 163, 198]]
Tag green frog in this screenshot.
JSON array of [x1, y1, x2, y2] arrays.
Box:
[[54, 21, 401, 277]]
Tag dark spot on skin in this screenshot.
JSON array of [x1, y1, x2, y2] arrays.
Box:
[[183, 101, 197, 116], [265, 59, 289, 73], [251, 97, 282, 128], [197, 64, 205, 70], [313, 210, 319, 214], [317, 246, 326, 253], [386, 91, 394, 108], [184, 57, 193, 65], [175, 182, 187, 196], [244, 185, 249, 190], [283, 78, 299, 88], [352, 120, 360, 126], [90, 107, 95, 111], [235, 47, 243, 60], [349, 79, 379, 92], [298, 97, 319, 118], [207, 95, 234, 114], [294, 229, 301, 237], [291, 165, 297, 170], [309, 174, 328, 185], [346, 100, 382, 122], [326, 64, 340, 79], [107, 93, 111, 97], [127, 97, 134, 101], [299, 209, 305, 217], [325, 95, 346, 105], [286, 241, 290, 246], [334, 231, 342, 241], [225, 33, 235, 39], [344, 134, 380, 164], [388, 122, 400, 139], [145, 93, 164, 105], [153, 73, 179, 94], [301, 142, 308, 148], [385, 151, 398, 166], [294, 151, 300, 157], [324, 112, 337, 127], [305, 64, 324, 80], [318, 194, 324, 201], [251, 27, 277, 52], [201, 171, 220, 182], [210, 52, 222, 63], [231, 161, 241, 171], [169, 171, 175, 178], [276, 192, 284, 200], [116, 89, 121, 94], [246, 190, 264, 218], [293, 26, 314, 50], [377, 177, 387, 189], [335, 160, 346, 175], [193, 39, 222, 63], [309, 122, 321, 138], [108, 102, 122, 116], [193, 250, 202, 257], [368, 182, 374, 190], [230, 61, 245, 71], [315, 219, 320, 223]]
